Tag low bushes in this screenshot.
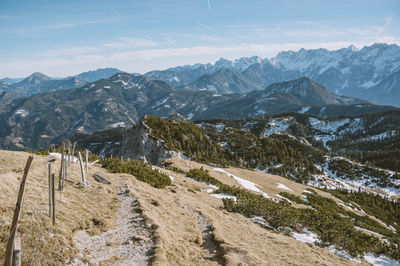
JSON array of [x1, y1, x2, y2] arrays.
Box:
[[102, 158, 171, 188], [187, 168, 400, 260]]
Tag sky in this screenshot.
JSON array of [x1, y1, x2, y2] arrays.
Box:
[[0, 0, 399, 78]]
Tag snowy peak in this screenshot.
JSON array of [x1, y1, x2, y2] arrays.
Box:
[[214, 58, 234, 70], [22, 72, 51, 84]]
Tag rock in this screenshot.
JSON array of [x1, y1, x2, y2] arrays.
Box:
[[119, 119, 177, 165]]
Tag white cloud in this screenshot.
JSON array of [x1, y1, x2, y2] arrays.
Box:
[[103, 37, 158, 49], [198, 35, 222, 41], [40, 46, 103, 57], [196, 22, 214, 30], [2, 40, 400, 77]]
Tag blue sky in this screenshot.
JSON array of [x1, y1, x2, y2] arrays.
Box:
[[0, 0, 399, 77]]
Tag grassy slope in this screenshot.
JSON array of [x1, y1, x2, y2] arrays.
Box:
[[0, 150, 363, 265]]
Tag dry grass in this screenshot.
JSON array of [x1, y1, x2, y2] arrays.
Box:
[[0, 150, 120, 265], [0, 151, 370, 265]]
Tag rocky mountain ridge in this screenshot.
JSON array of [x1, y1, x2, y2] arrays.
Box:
[[0, 68, 123, 97], [145, 43, 400, 106], [0, 73, 393, 150]]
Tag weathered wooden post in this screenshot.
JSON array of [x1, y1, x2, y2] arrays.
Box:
[[62, 157, 67, 191], [72, 142, 77, 163], [4, 155, 33, 266], [85, 149, 89, 175], [58, 142, 65, 191], [78, 152, 87, 186], [51, 173, 56, 225], [67, 147, 71, 166], [12, 237, 21, 266], [47, 159, 55, 218]]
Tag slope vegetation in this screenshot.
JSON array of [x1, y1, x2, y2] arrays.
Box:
[[0, 150, 381, 265]]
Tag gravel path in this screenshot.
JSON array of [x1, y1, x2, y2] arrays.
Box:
[[72, 185, 154, 265], [185, 206, 225, 265]]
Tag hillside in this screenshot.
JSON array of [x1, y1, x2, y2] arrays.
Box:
[[1, 150, 399, 265], [0, 73, 395, 150], [196, 110, 400, 172], [75, 115, 400, 203], [180, 68, 263, 94]]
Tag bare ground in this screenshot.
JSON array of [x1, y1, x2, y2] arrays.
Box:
[[184, 206, 225, 265], [0, 150, 373, 265], [72, 184, 155, 265]]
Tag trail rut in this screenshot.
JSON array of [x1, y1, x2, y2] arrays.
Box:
[[185, 206, 225, 265], [72, 185, 155, 265]]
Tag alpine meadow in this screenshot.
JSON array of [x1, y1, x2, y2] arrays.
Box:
[[1, 1, 400, 265]]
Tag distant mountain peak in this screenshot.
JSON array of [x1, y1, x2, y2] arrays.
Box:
[[73, 68, 122, 82], [25, 72, 51, 82]]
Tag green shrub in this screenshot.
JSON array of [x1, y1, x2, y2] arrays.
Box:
[[186, 168, 400, 259], [102, 158, 171, 188]]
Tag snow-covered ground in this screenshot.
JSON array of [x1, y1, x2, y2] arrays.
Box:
[[50, 152, 79, 163], [298, 106, 310, 114], [213, 168, 271, 199], [210, 193, 237, 201], [309, 155, 400, 198], [263, 118, 291, 136], [291, 229, 319, 245], [276, 183, 293, 191], [364, 253, 400, 266]]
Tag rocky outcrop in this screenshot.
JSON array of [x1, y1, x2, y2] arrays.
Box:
[[119, 117, 177, 165]]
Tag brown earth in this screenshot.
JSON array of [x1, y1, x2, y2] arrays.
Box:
[[0, 150, 372, 265]]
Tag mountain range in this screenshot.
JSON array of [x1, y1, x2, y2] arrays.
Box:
[[1, 43, 399, 106], [145, 43, 400, 106], [0, 68, 122, 97], [0, 72, 396, 150]]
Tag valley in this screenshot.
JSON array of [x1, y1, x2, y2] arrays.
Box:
[[1, 43, 400, 265]]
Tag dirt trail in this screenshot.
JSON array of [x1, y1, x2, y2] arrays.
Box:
[[184, 206, 225, 265], [72, 184, 154, 265]]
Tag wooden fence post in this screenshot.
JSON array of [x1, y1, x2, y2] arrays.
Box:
[[4, 155, 33, 266], [58, 142, 65, 191], [72, 142, 77, 163], [12, 237, 21, 266], [85, 150, 89, 175], [48, 162, 53, 218], [78, 152, 87, 186], [67, 147, 71, 166], [62, 158, 67, 191], [51, 173, 56, 225]]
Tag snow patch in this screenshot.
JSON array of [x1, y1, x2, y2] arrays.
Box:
[[292, 229, 319, 245], [49, 153, 79, 163], [210, 194, 237, 201], [364, 253, 400, 266], [276, 183, 293, 191], [14, 109, 29, 117], [213, 168, 271, 199], [110, 122, 126, 128], [298, 106, 310, 114]]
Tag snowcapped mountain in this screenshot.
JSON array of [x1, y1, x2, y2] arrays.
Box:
[[145, 56, 263, 90], [72, 68, 122, 82], [0, 73, 393, 150], [145, 43, 400, 106], [271, 43, 400, 97], [181, 68, 263, 94], [0, 72, 87, 97], [21, 72, 51, 84], [0, 68, 124, 97]]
